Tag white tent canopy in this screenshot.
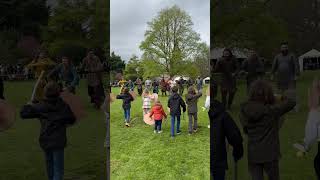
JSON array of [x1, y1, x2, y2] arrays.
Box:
[[299, 49, 320, 72]]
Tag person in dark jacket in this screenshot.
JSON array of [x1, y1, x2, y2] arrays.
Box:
[[168, 86, 186, 137], [47, 56, 80, 94], [239, 80, 296, 180], [213, 48, 240, 110], [20, 82, 76, 180], [185, 86, 202, 134], [240, 50, 265, 94], [210, 80, 243, 180], [116, 87, 134, 127], [178, 77, 185, 95]]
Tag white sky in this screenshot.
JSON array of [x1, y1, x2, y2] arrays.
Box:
[[110, 0, 210, 62]]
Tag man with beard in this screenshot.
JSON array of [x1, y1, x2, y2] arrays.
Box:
[[82, 50, 105, 109], [47, 56, 80, 94], [241, 50, 265, 94], [213, 48, 239, 110], [271, 42, 300, 111]]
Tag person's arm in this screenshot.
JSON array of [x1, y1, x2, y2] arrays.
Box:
[[168, 97, 171, 109], [116, 94, 125, 99], [271, 56, 278, 75], [271, 89, 296, 118], [20, 104, 43, 119], [162, 109, 167, 119], [224, 112, 244, 162], [65, 105, 76, 125], [213, 59, 221, 73], [180, 97, 186, 112], [149, 108, 154, 118], [47, 64, 60, 80]]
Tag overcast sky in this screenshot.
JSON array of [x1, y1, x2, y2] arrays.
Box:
[[110, 0, 210, 62]]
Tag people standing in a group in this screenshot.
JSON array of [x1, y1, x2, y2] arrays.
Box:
[[178, 77, 185, 95], [160, 78, 167, 96], [116, 87, 134, 127], [168, 86, 186, 137], [186, 78, 193, 89], [135, 78, 143, 96], [145, 77, 152, 92], [196, 76, 203, 92], [271, 42, 300, 111], [213, 48, 239, 110], [152, 79, 159, 94], [239, 80, 296, 180], [82, 49, 105, 109], [185, 86, 202, 135], [126, 80, 134, 92], [241, 50, 265, 93], [47, 56, 80, 94]]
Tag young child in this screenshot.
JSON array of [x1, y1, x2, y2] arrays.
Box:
[[293, 79, 320, 179], [116, 87, 134, 127], [149, 100, 167, 134], [20, 82, 76, 180], [185, 86, 202, 134], [168, 86, 186, 137], [239, 80, 296, 180], [142, 89, 152, 115], [209, 81, 243, 180]]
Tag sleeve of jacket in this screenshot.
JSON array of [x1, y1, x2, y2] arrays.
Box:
[[20, 104, 43, 119], [223, 112, 244, 161], [116, 94, 124, 99], [180, 97, 186, 112], [65, 104, 76, 125], [271, 89, 296, 118], [168, 97, 171, 108], [149, 108, 154, 118]]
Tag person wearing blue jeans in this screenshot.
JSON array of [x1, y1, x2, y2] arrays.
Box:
[[45, 149, 64, 180], [124, 108, 131, 123], [116, 87, 134, 127], [20, 82, 76, 180], [168, 86, 186, 137]]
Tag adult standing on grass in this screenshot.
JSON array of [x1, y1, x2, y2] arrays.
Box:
[[82, 50, 105, 109], [271, 42, 300, 111], [196, 76, 203, 92], [145, 77, 152, 92], [168, 86, 186, 137], [178, 76, 185, 95], [160, 77, 167, 96], [240, 50, 265, 94], [213, 48, 239, 110], [135, 78, 143, 96], [47, 56, 79, 94]]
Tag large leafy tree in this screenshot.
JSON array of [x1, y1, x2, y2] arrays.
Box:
[[124, 55, 144, 81], [140, 5, 201, 77]]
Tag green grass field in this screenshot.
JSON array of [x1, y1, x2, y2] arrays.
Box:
[[0, 80, 106, 180], [110, 86, 210, 180], [224, 70, 320, 180]]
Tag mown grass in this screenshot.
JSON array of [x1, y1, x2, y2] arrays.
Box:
[[110, 86, 210, 180], [0, 80, 106, 180]]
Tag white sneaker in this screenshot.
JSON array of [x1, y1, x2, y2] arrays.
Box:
[[293, 143, 307, 152], [154, 130, 157, 134], [208, 125, 210, 128], [158, 131, 162, 134]]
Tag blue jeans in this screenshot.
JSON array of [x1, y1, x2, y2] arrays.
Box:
[[123, 108, 131, 123], [154, 120, 162, 131], [44, 149, 64, 180], [170, 115, 181, 136]]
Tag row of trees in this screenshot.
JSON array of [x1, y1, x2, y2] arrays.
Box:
[[212, 0, 320, 59], [121, 5, 210, 81], [0, 0, 108, 65]]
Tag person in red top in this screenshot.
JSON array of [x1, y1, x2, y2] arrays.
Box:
[[149, 100, 167, 134]]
